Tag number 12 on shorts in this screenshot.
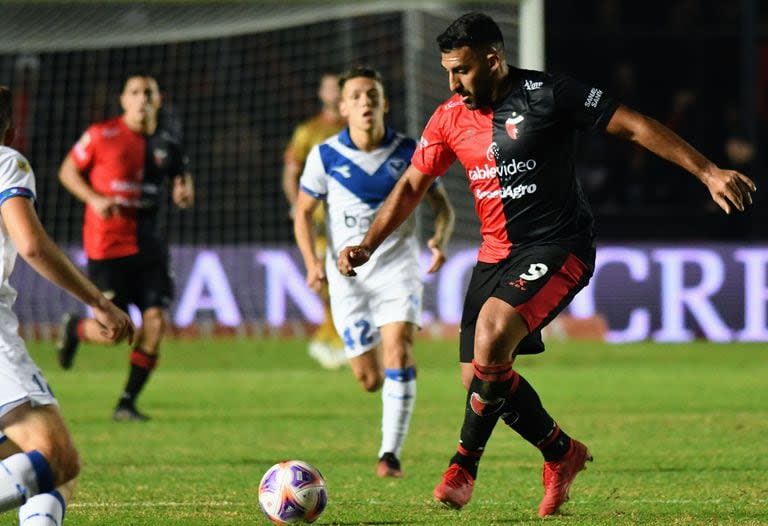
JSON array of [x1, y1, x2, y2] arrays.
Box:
[[343, 319, 375, 350]]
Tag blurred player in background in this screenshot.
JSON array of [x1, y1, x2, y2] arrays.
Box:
[[338, 13, 756, 516], [295, 66, 455, 477], [56, 73, 194, 422], [283, 73, 348, 369], [0, 85, 134, 523]]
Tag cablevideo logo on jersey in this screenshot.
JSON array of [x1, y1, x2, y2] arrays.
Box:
[[468, 159, 537, 181]]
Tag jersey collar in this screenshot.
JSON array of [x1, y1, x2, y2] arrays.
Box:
[[339, 127, 396, 150]]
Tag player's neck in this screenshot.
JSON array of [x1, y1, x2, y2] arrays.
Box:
[[349, 124, 385, 152], [321, 107, 342, 124], [123, 115, 158, 135], [491, 64, 515, 105]]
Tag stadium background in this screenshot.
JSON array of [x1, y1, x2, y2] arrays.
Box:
[[1, 0, 766, 341]]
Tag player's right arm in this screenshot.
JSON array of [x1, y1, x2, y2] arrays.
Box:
[[293, 191, 325, 293], [1, 195, 134, 343], [337, 165, 437, 276], [59, 154, 118, 219]]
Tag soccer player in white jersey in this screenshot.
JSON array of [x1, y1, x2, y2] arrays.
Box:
[[0, 86, 134, 523], [294, 66, 455, 477]]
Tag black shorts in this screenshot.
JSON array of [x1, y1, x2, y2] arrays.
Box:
[[87, 252, 174, 313], [459, 242, 595, 363]]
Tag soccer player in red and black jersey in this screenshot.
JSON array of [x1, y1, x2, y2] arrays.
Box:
[[56, 73, 194, 422], [338, 13, 756, 518]]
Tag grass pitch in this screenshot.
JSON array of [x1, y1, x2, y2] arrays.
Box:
[[4, 338, 767, 525]]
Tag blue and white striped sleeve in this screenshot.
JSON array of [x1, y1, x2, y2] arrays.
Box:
[[0, 150, 36, 206]]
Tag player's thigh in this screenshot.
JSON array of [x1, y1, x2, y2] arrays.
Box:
[[459, 262, 504, 363], [492, 243, 594, 333], [378, 321, 417, 369], [135, 253, 174, 313], [0, 345, 58, 424], [87, 256, 132, 311]]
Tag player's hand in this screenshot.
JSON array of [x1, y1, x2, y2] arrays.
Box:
[[173, 178, 194, 208], [305, 259, 326, 294], [426, 237, 447, 274], [703, 167, 756, 214], [89, 195, 120, 219], [92, 298, 135, 345], [337, 245, 371, 277]]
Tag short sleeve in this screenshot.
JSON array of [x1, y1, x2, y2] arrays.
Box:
[[0, 151, 36, 205], [298, 145, 328, 200], [70, 125, 97, 171], [553, 74, 619, 131], [410, 109, 457, 177]]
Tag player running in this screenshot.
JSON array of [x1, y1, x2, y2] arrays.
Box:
[[56, 73, 194, 421], [338, 13, 755, 516], [295, 66, 454, 477]]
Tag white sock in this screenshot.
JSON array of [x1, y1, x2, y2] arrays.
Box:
[[18, 491, 65, 525], [0, 452, 51, 513], [378, 367, 417, 458]]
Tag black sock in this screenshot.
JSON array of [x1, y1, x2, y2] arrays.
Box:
[[453, 361, 515, 477], [501, 372, 571, 461], [119, 348, 158, 407]]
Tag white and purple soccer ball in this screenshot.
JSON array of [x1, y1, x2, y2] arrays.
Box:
[[258, 460, 327, 524]]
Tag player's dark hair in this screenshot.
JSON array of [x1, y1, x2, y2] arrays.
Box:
[[437, 12, 505, 52], [0, 85, 12, 132], [121, 70, 158, 92], [338, 66, 384, 93]]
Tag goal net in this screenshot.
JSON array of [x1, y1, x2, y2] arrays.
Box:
[[0, 1, 541, 334], [1, 1, 537, 243]]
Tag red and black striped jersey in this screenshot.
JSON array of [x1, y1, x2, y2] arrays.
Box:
[[70, 116, 188, 260], [412, 69, 618, 263]]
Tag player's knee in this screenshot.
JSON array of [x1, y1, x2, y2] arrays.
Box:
[[141, 309, 167, 350], [54, 447, 81, 486], [355, 370, 383, 392], [37, 440, 80, 487], [475, 317, 518, 358]]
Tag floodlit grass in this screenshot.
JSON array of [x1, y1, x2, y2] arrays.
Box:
[[4, 338, 767, 525]]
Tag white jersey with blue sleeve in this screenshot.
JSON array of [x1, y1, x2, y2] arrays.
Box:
[[0, 146, 57, 418], [300, 128, 424, 286], [299, 128, 429, 356]]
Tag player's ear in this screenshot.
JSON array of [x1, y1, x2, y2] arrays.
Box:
[[383, 97, 390, 114], [339, 99, 350, 119], [487, 50, 502, 73]]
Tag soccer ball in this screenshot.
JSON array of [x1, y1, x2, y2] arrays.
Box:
[[258, 460, 327, 524]]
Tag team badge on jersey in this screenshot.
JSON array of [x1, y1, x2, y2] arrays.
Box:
[[386, 158, 407, 179], [16, 159, 30, 173], [505, 114, 525, 140], [153, 148, 168, 167]]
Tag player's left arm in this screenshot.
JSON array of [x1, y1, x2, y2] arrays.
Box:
[[605, 104, 756, 214], [423, 182, 455, 273], [172, 173, 194, 208]]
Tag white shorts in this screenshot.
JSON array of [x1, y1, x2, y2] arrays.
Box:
[[329, 279, 423, 359], [0, 342, 58, 422]]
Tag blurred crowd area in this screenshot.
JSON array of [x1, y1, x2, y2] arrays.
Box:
[[1, 1, 765, 245], [546, 0, 766, 240]]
